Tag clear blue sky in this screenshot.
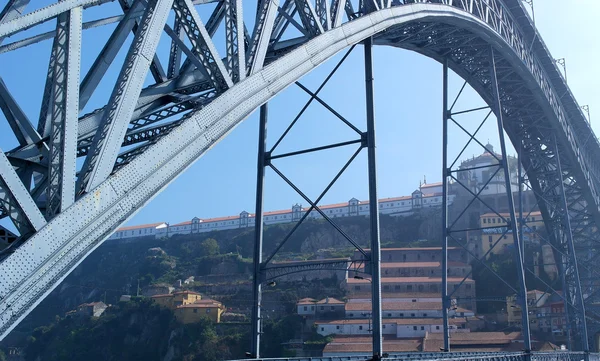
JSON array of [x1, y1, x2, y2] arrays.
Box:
[[0, 0, 598, 230]]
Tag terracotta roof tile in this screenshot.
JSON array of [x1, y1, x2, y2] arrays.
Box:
[[316, 297, 344, 305], [316, 318, 467, 326], [117, 222, 166, 231], [345, 302, 443, 312], [347, 292, 442, 300]]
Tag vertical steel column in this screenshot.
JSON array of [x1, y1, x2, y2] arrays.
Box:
[[441, 58, 450, 352], [250, 104, 268, 358], [489, 48, 532, 353], [554, 136, 590, 352], [518, 141, 524, 258], [364, 36, 382, 360]]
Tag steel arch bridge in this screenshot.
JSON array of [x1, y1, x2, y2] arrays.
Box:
[[0, 0, 599, 358]]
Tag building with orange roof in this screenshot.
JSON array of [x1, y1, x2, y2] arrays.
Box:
[[174, 298, 225, 323], [108, 222, 168, 241], [151, 290, 202, 309]]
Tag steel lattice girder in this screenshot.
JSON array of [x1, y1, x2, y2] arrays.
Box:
[[0, 0, 598, 347]]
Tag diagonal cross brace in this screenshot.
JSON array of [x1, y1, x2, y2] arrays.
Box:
[[172, 0, 232, 91], [0, 150, 46, 234]]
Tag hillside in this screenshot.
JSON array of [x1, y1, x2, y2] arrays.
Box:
[[2, 209, 440, 347]]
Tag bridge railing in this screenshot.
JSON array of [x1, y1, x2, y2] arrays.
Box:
[[228, 352, 600, 361]]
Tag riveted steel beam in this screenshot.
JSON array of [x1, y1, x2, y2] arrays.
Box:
[[77, 0, 174, 194], [45, 6, 82, 218]]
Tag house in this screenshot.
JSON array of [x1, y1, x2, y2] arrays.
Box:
[[151, 290, 202, 308], [297, 298, 317, 316], [478, 212, 544, 258], [345, 276, 476, 311], [151, 291, 226, 323], [344, 301, 474, 319], [315, 297, 345, 319], [174, 299, 225, 323], [315, 317, 471, 338], [76, 301, 108, 317]]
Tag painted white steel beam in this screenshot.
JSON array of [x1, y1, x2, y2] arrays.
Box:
[[0, 150, 46, 232], [77, 0, 174, 193], [0, 0, 30, 44], [0, 0, 102, 39], [247, 0, 279, 75]]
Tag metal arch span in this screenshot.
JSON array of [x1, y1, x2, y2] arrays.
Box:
[[0, 1, 597, 345]]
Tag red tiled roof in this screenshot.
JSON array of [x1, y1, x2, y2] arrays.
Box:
[[316, 297, 344, 305], [324, 337, 421, 353], [421, 182, 443, 188], [347, 292, 442, 300], [117, 222, 166, 231], [316, 318, 467, 326], [345, 302, 443, 312], [297, 298, 317, 305]]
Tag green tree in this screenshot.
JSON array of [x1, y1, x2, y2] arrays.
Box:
[[201, 238, 220, 256]]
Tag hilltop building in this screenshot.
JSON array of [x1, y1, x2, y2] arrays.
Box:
[[107, 182, 455, 241]]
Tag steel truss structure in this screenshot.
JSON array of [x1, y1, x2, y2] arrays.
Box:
[[0, 0, 599, 359]]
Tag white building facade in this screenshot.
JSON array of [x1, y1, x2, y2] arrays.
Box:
[[110, 183, 456, 241]]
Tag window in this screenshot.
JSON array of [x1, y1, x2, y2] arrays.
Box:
[[383, 285, 390, 291], [206, 309, 211, 313], [407, 285, 413, 291], [383, 325, 386, 329], [359, 326, 363, 330], [331, 306, 334, 310], [400, 313, 404, 317], [413, 326, 417, 330], [320, 306, 324, 310], [321, 327, 324, 331], [411, 313, 416, 317], [466, 284, 472, 290], [493, 218, 496, 223], [336, 326, 340, 329], [421, 326, 425, 330], [395, 285, 401, 291], [193, 309, 198, 313], [303, 306, 307, 311], [355, 286, 361, 290], [483, 218, 487, 224], [423, 313, 428, 317], [436, 326, 440, 330]]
